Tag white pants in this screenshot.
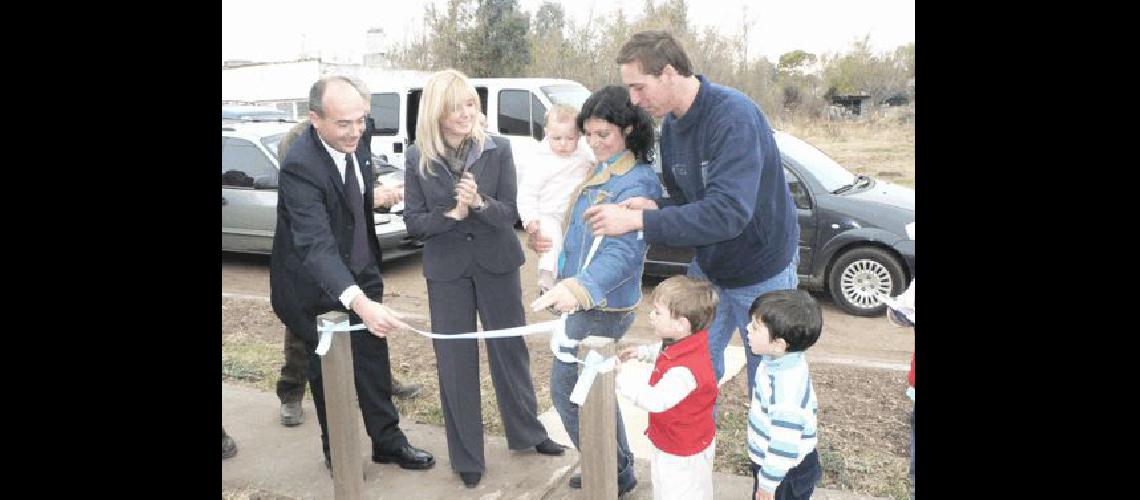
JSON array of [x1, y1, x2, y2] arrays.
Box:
[[651, 439, 715, 500], [536, 215, 563, 277]]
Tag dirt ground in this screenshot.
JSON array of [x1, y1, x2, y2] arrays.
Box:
[[223, 241, 914, 368], [223, 232, 914, 498]]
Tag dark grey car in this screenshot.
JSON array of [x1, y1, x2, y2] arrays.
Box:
[[645, 130, 914, 317]]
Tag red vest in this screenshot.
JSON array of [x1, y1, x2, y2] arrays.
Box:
[[909, 352, 915, 388], [646, 330, 718, 456]]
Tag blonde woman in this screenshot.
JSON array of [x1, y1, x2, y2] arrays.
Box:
[[402, 69, 565, 489]]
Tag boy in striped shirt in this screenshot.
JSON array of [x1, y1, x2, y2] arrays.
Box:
[[746, 290, 823, 500]]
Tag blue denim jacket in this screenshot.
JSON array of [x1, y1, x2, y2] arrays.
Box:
[[558, 151, 663, 310]]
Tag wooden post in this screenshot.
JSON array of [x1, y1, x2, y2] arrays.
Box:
[[579, 335, 618, 499], [319, 311, 364, 499]]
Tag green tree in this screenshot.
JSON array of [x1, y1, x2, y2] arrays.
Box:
[[820, 35, 914, 105], [527, 2, 570, 78], [389, 0, 474, 71], [778, 50, 818, 77], [465, 0, 531, 77]]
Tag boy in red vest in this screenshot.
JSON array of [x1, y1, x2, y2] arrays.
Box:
[[616, 275, 719, 500]]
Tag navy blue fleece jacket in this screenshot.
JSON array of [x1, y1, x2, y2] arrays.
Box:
[[643, 75, 799, 288]]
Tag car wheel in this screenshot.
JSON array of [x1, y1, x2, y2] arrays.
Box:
[[827, 246, 907, 317]]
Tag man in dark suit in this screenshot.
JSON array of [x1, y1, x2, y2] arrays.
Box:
[[270, 75, 434, 473], [273, 118, 420, 429]]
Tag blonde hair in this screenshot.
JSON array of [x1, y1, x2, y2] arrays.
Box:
[[415, 69, 486, 177], [545, 104, 579, 128], [651, 276, 719, 333]]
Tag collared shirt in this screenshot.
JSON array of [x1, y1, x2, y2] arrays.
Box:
[[317, 135, 365, 195], [315, 134, 367, 309]]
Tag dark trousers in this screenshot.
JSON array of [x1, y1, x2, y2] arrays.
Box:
[[276, 327, 309, 404], [426, 264, 548, 474], [752, 449, 822, 500], [306, 273, 407, 457]]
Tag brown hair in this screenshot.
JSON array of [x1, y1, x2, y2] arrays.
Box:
[[615, 30, 693, 77], [651, 275, 718, 333], [276, 119, 310, 163]]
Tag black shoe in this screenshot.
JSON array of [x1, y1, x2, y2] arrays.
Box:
[[222, 434, 238, 460], [534, 438, 566, 456], [459, 471, 481, 488], [391, 380, 423, 400], [280, 401, 304, 427], [568, 471, 581, 489], [372, 443, 435, 470]]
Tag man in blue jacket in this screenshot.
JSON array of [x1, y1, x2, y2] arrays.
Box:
[[580, 30, 800, 400]]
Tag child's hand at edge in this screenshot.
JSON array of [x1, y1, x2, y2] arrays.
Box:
[[755, 488, 775, 500]]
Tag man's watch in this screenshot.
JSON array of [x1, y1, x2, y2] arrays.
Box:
[[471, 194, 486, 212]]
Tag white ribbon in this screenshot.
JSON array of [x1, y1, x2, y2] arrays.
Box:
[[316, 234, 614, 411], [547, 235, 622, 405], [315, 320, 368, 356], [568, 349, 616, 405], [314, 318, 565, 356]]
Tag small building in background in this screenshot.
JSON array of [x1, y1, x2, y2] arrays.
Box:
[[829, 92, 873, 116]]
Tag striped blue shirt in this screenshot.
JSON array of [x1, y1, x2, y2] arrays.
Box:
[[746, 352, 818, 494]]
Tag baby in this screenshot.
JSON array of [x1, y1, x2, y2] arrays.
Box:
[[517, 104, 595, 293]]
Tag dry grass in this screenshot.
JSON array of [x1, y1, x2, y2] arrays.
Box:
[[775, 112, 916, 188], [712, 364, 912, 500]]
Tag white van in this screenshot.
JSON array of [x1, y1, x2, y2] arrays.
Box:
[[364, 77, 591, 178]]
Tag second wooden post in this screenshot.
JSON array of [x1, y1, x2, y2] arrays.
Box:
[[579, 335, 618, 498]]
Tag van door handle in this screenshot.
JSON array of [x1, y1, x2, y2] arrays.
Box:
[[222, 196, 227, 206]]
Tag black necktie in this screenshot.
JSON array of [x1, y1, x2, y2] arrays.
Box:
[[344, 153, 371, 273]]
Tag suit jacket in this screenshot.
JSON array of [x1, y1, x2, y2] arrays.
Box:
[[270, 125, 383, 344], [403, 135, 524, 281]]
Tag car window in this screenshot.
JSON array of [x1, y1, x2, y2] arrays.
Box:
[[222, 137, 276, 188], [498, 89, 534, 136], [260, 132, 286, 160], [784, 167, 812, 209], [370, 92, 400, 135], [776, 132, 855, 192]]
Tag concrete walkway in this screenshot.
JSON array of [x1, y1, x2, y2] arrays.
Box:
[[223, 345, 887, 499]]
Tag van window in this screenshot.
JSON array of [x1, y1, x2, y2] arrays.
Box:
[[475, 87, 489, 117], [370, 92, 399, 135], [542, 84, 590, 109], [498, 89, 545, 139], [407, 89, 422, 145], [498, 90, 531, 136], [531, 93, 546, 141]]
